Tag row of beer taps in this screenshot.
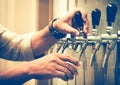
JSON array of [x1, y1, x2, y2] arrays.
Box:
[[56, 3, 119, 69]]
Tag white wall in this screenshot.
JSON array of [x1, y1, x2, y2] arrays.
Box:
[[0, 0, 38, 85], [0, 0, 37, 33], [53, 0, 67, 18]]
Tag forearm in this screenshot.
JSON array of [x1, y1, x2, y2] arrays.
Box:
[[31, 25, 58, 57], [0, 62, 31, 85]]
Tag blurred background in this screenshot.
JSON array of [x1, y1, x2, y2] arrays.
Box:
[[0, 0, 120, 85]]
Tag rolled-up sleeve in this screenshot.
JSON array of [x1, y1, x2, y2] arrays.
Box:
[[0, 25, 35, 61]]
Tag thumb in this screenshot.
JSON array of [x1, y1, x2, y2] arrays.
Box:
[[63, 24, 80, 36]]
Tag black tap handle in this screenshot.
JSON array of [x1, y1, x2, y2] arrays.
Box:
[[91, 9, 101, 29], [106, 3, 118, 26], [72, 11, 87, 38], [74, 11, 84, 30]]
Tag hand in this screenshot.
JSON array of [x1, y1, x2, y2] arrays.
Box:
[[28, 53, 80, 81], [52, 7, 89, 36]]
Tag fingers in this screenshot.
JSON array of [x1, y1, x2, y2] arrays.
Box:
[[56, 53, 80, 66], [74, 8, 90, 35], [53, 70, 70, 81], [83, 18, 89, 35], [54, 61, 78, 81], [56, 58, 78, 75], [56, 7, 89, 36], [55, 64, 74, 80], [52, 53, 79, 81], [60, 23, 80, 36]]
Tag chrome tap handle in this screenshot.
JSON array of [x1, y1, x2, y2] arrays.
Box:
[[102, 40, 117, 68], [79, 42, 88, 59], [89, 40, 102, 66], [88, 9, 101, 66]]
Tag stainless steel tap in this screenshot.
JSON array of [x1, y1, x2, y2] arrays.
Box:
[[88, 8, 102, 66], [102, 3, 118, 68]]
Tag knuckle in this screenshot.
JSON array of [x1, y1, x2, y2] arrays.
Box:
[[63, 68, 69, 73], [50, 54, 59, 62], [53, 53, 61, 58], [51, 58, 57, 63], [65, 55, 71, 60]]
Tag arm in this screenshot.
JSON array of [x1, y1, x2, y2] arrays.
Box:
[[0, 61, 30, 85], [0, 53, 80, 84], [0, 8, 89, 60], [31, 8, 89, 57], [0, 7, 89, 84], [0, 25, 35, 61]]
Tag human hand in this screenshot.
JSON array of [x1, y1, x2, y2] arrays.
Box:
[[52, 7, 89, 36], [28, 53, 80, 81]]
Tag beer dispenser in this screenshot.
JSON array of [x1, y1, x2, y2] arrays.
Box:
[[88, 8, 102, 66], [102, 3, 118, 68]]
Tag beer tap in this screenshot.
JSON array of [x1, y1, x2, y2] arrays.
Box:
[[102, 3, 118, 68], [72, 11, 89, 59], [73, 11, 88, 85], [101, 3, 118, 39], [59, 11, 85, 54], [62, 11, 85, 85], [71, 11, 87, 54], [89, 9, 102, 66]]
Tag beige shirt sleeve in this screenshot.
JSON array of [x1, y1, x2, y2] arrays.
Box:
[[0, 24, 35, 61]]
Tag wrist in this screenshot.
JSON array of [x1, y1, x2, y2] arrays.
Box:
[[23, 62, 33, 80], [49, 18, 66, 39]]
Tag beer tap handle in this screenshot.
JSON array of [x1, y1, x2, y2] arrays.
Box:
[[74, 11, 84, 30], [73, 11, 87, 38], [106, 3, 118, 26], [73, 12, 88, 59], [101, 3, 118, 68], [91, 8, 101, 29]]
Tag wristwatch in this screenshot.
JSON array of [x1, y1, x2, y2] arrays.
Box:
[[49, 18, 66, 39]]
